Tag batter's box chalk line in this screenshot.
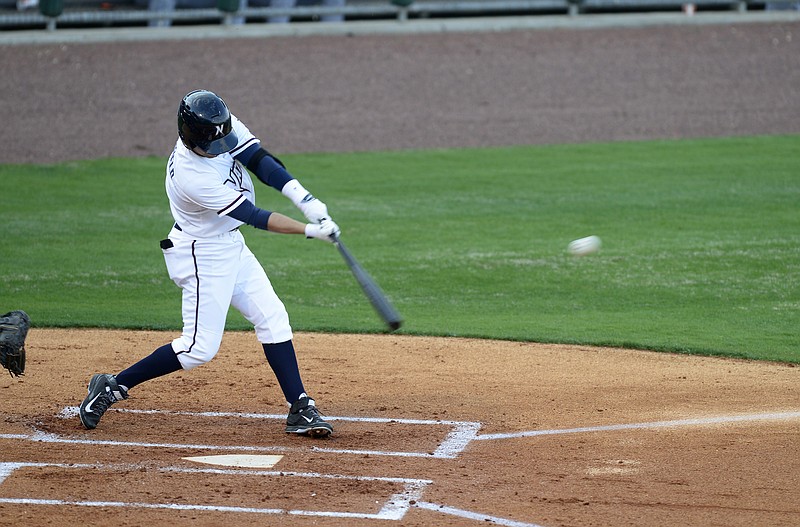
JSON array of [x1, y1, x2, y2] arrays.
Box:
[[0, 461, 430, 521], [56, 406, 482, 459], [0, 462, 543, 527], [7, 411, 793, 527]]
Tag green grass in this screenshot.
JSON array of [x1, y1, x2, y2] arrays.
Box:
[[2, 135, 798, 362]]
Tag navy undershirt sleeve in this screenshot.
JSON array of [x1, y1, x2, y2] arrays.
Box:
[[235, 144, 294, 191], [228, 199, 273, 230]]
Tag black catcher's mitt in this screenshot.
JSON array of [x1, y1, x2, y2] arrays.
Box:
[[0, 310, 29, 377]]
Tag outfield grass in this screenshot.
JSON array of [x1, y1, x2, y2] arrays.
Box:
[[1, 135, 798, 362]]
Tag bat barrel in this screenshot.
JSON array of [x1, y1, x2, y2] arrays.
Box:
[[335, 239, 402, 331]]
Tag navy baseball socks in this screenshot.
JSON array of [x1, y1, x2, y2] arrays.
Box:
[[263, 341, 333, 437], [79, 341, 332, 436]]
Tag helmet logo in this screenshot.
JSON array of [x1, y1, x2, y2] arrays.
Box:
[[214, 124, 224, 137]]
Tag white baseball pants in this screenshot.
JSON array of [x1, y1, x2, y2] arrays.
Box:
[[162, 227, 293, 370]]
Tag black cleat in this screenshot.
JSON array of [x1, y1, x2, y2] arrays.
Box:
[[285, 396, 333, 438], [79, 374, 128, 430]]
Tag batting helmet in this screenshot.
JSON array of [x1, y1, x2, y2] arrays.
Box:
[[177, 90, 239, 156]]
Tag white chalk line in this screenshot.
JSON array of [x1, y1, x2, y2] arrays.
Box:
[[52, 406, 480, 459], [0, 461, 431, 521], [0, 429, 471, 460], [415, 501, 545, 527], [475, 411, 800, 441], [0, 496, 421, 520], [0, 462, 527, 525], [0, 498, 286, 515], [0, 440, 534, 526], [5, 429, 293, 453], [0, 461, 431, 485], [162, 465, 432, 485], [9, 409, 794, 525], [59, 405, 477, 426]]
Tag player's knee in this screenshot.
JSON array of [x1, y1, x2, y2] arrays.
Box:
[[254, 308, 292, 344], [171, 333, 222, 370]]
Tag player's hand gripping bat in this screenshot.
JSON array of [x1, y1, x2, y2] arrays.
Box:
[[333, 236, 403, 331]]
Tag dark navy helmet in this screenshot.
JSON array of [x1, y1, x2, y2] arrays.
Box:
[[177, 90, 239, 156]]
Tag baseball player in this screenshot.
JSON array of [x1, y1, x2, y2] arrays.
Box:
[[79, 89, 339, 437]]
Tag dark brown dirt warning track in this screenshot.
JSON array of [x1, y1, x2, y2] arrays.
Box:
[[1, 21, 799, 164]]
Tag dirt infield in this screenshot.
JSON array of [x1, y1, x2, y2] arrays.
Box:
[[1, 329, 799, 526], [2, 19, 800, 527]]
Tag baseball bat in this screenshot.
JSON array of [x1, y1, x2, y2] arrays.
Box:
[[333, 237, 403, 331]]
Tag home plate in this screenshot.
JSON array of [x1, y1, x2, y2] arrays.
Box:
[[182, 454, 284, 468]]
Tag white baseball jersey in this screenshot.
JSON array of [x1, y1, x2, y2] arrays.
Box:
[[161, 115, 293, 370], [165, 115, 259, 237]]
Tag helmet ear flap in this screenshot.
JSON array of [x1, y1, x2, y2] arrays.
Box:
[[177, 110, 198, 150]]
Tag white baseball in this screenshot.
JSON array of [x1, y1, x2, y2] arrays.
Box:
[[568, 235, 602, 256]]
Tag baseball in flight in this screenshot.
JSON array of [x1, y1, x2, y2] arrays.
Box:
[[568, 235, 602, 256]]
